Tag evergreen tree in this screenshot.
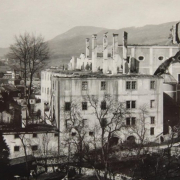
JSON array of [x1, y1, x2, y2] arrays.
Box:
[[0, 131, 10, 179]]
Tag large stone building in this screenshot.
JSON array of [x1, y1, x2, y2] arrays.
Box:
[[41, 30, 180, 146], [51, 72, 164, 143]]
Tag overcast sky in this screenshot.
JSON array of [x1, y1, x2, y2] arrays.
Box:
[[0, 0, 180, 47]]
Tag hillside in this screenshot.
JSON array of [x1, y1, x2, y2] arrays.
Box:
[[47, 21, 177, 66], [0, 21, 178, 67]]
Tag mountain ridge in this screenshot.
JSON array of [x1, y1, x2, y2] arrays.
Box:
[[0, 21, 179, 67]]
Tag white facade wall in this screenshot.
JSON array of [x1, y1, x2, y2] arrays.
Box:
[[3, 132, 58, 159], [52, 75, 163, 143], [41, 71, 53, 118]]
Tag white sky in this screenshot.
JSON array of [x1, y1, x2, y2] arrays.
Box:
[[0, 0, 180, 47]]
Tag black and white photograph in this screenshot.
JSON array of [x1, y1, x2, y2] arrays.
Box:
[[0, 0, 180, 179]]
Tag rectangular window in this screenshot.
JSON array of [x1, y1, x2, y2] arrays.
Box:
[[178, 74, 180, 84], [89, 131, 94, 136], [126, 101, 131, 109], [126, 117, 136, 126], [132, 117, 136, 125], [33, 133, 37, 138], [101, 101, 106, 110], [126, 101, 136, 109], [14, 134, 19, 139], [150, 81, 155, 89], [54, 133, 59, 137], [47, 88, 49, 95], [150, 127, 154, 135], [150, 100, 155, 108], [65, 102, 71, 111], [151, 117, 155, 124], [126, 118, 130, 125], [126, 81, 137, 90], [14, 146, 20, 152], [132, 81, 137, 89], [101, 81, 106, 90], [82, 81, 88, 90], [32, 145, 38, 151], [126, 81, 131, 90], [82, 102, 87, 110], [71, 132, 76, 136], [132, 101, 136, 108]]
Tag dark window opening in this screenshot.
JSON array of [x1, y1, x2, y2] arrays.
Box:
[[126, 117, 136, 126], [150, 127, 154, 135], [32, 145, 38, 151], [14, 134, 19, 139], [101, 81, 106, 90], [132, 101, 136, 108], [126, 81, 137, 90], [54, 133, 59, 137], [151, 117, 155, 124], [126, 101, 131, 109], [132, 117, 136, 125], [126, 81, 131, 90], [14, 146, 20, 152], [71, 132, 76, 136], [89, 131, 94, 136], [126, 101, 136, 109], [101, 101, 106, 110], [33, 133, 37, 138], [82, 102, 87, 110], [65, 102, 71, 111], [150, 81, 155, 89], [126, 118, 130, 125], [158, 56, 164, 61], [178, 74, 180, 84], [138, 56, 144, 61]]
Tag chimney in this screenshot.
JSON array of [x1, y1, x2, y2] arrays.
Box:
[[113, 34, 119, 59], [92, 34, 97, 52], [85, 38, 90, 58], [92, 34, 97, 72], [123, 31, 128, 74], [103, 33, 108, 59]]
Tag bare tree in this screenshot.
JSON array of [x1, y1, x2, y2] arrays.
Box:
[[126, 104, 149, 157], [17, 133, 32, 180], [7, 33, 49, 117], [63, 101, 88, 175], [84, 94, 129, 180]]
